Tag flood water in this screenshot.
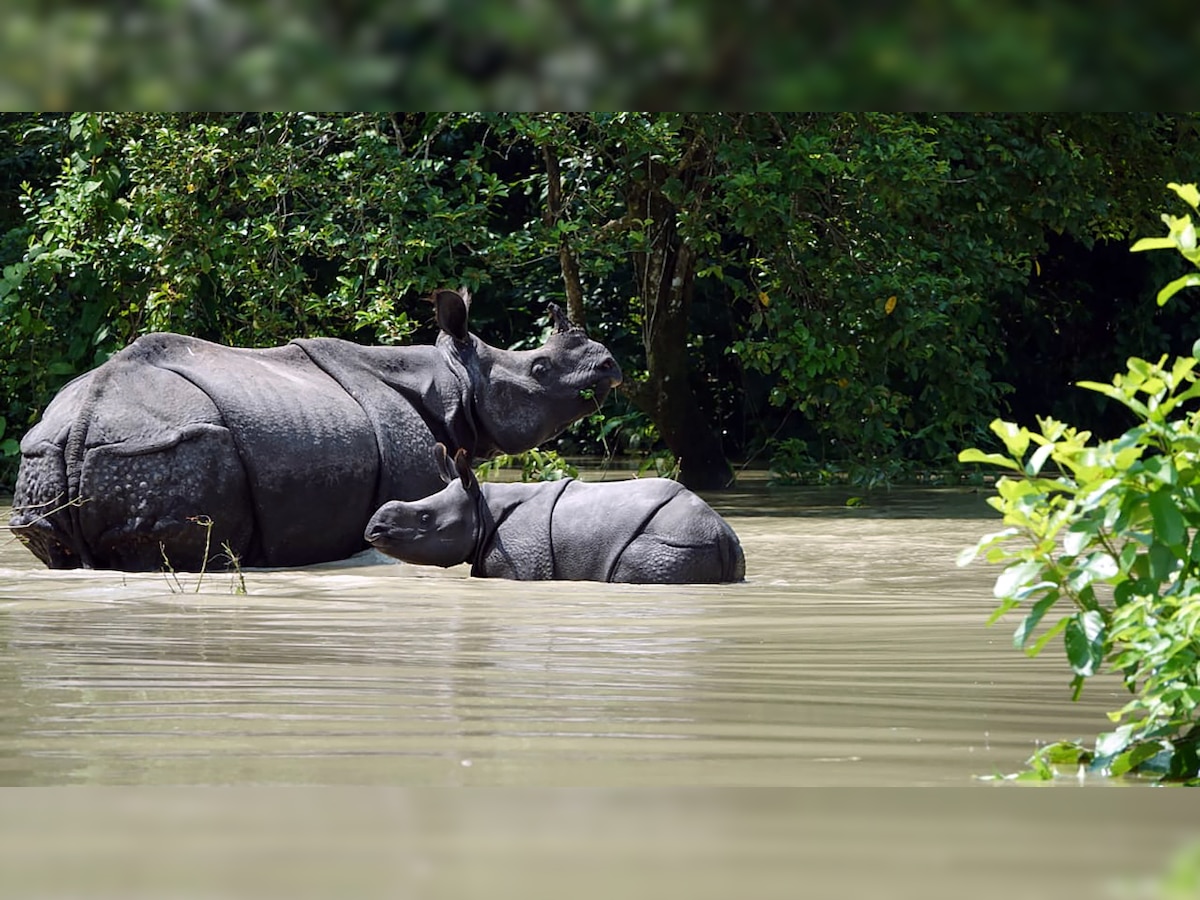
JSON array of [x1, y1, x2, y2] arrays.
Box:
[[0, 485, 1130, 788], [6, 484, 1199, 898]]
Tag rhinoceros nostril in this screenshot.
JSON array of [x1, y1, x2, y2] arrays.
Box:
[[597, 356, 623, 386]]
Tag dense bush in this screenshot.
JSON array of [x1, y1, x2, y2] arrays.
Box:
[[3, 113, 1200, 491]]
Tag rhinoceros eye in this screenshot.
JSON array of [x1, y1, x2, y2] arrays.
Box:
[[418, 511, 432, 526], [531, 358, 549, 380]]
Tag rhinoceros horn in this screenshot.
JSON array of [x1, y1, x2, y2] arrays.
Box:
[[548, 303, 574, 335]]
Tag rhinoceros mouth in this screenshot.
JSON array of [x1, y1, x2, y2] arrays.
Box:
[[579, 371, 621, 404], [364, 519, 419, 547]]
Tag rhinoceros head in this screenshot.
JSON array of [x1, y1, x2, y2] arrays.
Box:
[[365, 443, 480, 567], [434, 289, 622, 456]]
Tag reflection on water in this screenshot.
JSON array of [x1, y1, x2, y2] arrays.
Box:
[[0, 486, 1128, 788]]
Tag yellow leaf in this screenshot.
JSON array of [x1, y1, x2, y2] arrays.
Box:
[[1169, 182, 1200, 211], [758, 292, 770, 307], [838, 378, 849, 388], [884, 295, 897, 315], [1034, 258, 1041, 276]]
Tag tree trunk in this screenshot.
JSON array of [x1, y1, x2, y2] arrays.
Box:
[[622, 154, 734, 491], [541, 142, 586, 327]]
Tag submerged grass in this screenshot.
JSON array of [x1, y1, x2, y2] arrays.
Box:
[[160, 515, 246, 595]]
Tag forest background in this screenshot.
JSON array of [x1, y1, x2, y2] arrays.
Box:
[[2, 112, 1199, 491]]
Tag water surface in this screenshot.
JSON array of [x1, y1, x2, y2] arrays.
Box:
[[0, 486, 1128, 787]]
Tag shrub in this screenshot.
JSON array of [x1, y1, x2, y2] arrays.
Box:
[[959, 183, 1200, 781]]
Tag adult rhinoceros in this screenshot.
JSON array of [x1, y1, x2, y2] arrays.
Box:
[[9, 289, 621, 571]]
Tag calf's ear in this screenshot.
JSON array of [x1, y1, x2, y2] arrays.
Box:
[[433, 442, 455, 484], [453, 448, 480, 495], [434, 288, 470, 342]]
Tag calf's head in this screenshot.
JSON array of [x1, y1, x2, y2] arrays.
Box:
[[435, 290, 622, 455], [365, 443, 481, 567]]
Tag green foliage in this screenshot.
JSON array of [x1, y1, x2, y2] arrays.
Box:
[[476, 448, 579, 483], [2, 5, 1196, 111], [13, 113, 517, 347], [637, 450, 680, 480], [0, 113, 526, 486], [960, 369, 1200, 780], [767, 437, 913, 488], [731, 114, 1193, 477], [3, 114, 1200, 490], [960, 184, 1200, 781], [1132, 181, 1200, 306]]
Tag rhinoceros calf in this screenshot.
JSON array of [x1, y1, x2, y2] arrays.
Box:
[[365, 444, 745, 583], [10, 290, 620, 571]]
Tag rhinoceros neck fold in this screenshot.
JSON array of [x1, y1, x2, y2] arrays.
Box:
[[291, 338, 481, 504], [434, 338, 482, 455], [470, 480, 573, 580]]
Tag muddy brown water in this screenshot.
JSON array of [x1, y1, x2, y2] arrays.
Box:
[[0, 484, 1131, 788], [6, 484, 1200, 899]]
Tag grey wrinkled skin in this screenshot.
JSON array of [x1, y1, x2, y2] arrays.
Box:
[[9, 291, 621, 571], [365, 445, 745, 584]]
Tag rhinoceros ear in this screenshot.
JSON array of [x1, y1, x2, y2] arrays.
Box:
[[434, 288, 470, 343], [433, 442, 455, 485], [453, 448, 479, 495]]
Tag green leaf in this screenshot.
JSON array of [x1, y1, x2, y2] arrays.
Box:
[[1067, 552, 1118, 592], [1062, 520, 1096, 557], [1064, 610, 1106, 678], [1036, 740, 1092, 767], [1156, 273, 1200, 307], [1094, 724, 1134, 759], [1013, 591, 1060, 649], [993, 559, 1045, 600], [1149, 542, 1178, 583], [1131, 236, 1180, 253], [1077, 379, 1151, 418], [1025, 442, 1054, 476], [986, 597, 1020, 627], [957, 448, 1020, 471], [1149, 489, 1186, 547], [989, 420, 1029, 459], [1027, 614, 1070, 658], [959, 528, 1020, 569]]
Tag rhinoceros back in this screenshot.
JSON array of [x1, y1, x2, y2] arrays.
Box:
[[150, 336, 381, 566], [555, 479, 744, 583], [548, 478, 688, 581], [11, 333, 385, 568], [11, 338, 257, 568], [471, 478, 743, 583], [613, 484, 746, 583]]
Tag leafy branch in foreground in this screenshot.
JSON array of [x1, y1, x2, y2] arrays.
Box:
[[959, 182, 1200, 782]]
